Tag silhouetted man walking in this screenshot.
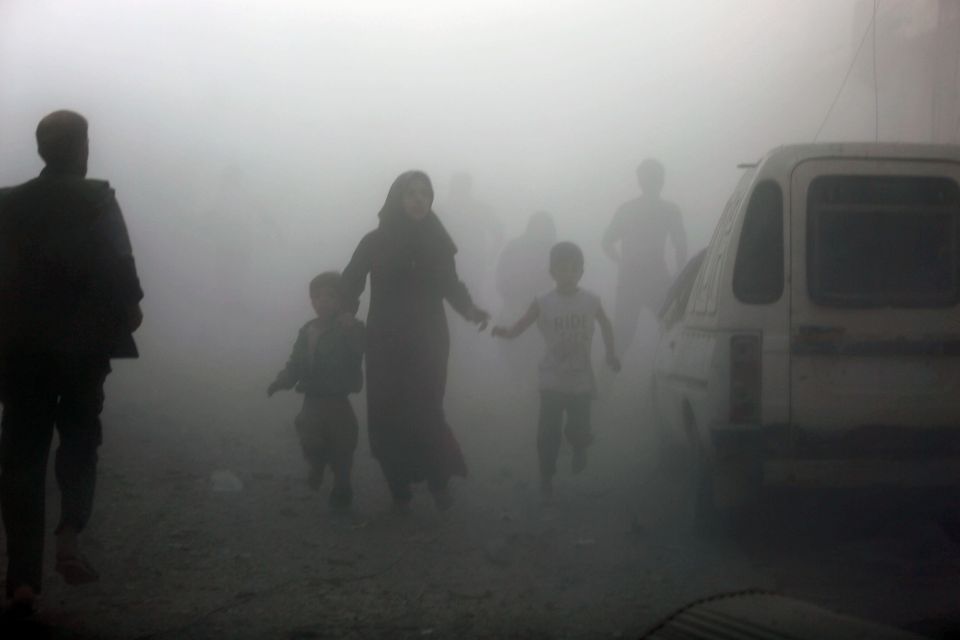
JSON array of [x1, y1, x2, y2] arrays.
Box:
[[0, 110, 143, 615], [602, 159, 687, 356]]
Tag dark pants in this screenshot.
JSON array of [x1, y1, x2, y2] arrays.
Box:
[[295, 396, 358, 490], [537, 391, 592, 479], [0, 355, 110, 597]]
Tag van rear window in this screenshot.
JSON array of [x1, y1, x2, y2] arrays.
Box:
[[807, 176, 960, 308]]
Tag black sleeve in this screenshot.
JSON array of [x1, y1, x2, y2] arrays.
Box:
[[91, 185, 143, 305], [340, 232, 374, 315], [273, 328, 307, 390], [440, 250, 476, 319]]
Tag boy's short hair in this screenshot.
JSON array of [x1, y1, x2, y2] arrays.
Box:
[[309, 271, 343, 299], [550, 241, 584, 271], [636, 157, 665, 181]]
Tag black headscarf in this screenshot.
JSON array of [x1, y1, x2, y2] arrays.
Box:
[[378, 170, 457, 259]]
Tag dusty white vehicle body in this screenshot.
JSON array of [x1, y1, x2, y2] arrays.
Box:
[[651, 143, 960, 523]]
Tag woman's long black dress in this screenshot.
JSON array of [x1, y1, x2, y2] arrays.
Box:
[[341, 183, 475, 500]]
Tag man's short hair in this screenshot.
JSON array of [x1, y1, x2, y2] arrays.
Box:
[[36, 110, 88, 168], [550, 241, 584, 271], [309, 272, 343, 299], [637, 158, 665, 182]]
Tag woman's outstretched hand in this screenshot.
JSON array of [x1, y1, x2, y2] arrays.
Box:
[[471, 307, 490, 331], [606, 352, 622, 373]]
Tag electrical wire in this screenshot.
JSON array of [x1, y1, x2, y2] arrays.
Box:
[[814, 2, 878, 142], [872, 0, 879, 142], [953, 16, 960, 143]]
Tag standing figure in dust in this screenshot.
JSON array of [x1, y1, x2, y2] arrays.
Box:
[[340, 171, 490, 511], [602, 159, 687, 357], [496, 211, 557, 322], [441, 172, 504, 298], [440, 173, 504, 405], [495, 211, 557, 381], [0, 111, 143, 616]]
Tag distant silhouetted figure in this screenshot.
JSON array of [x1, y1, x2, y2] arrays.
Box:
[[496, 211, 557, 321], [493, 242, 620, 503], [441, 172, 504, 295], [602, 159, 687, 356], [495, 212, 557, 379], [341, 171, 489, 512], [267, 272, 364, 511], [0, 111, 143, 616]]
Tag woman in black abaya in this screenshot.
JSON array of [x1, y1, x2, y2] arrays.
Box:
[[341, 171, 489, 510]]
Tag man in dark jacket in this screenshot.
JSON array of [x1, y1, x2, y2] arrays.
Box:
[[0, 110, 143, 615]]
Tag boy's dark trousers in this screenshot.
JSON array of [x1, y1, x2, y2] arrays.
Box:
[[0, 354, 110, 597], [537, 390, 592, 478], [295, 395, 358, 489]]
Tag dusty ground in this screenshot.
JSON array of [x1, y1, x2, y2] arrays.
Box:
[[3, 350, 960, 639]]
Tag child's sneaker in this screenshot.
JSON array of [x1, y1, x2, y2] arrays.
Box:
[[572, 447, 588, 475], [329, 486, 352, 511]]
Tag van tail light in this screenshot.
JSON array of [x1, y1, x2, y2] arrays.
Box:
[[730, 334, 761, 424]]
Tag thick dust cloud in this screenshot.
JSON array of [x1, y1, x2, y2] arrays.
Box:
[[1, 1, 958, 635], [0, 1, 907, 399], [1, 0, 952, 493]]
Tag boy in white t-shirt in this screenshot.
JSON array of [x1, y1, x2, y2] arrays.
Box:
[[493, 242, 620, 502]]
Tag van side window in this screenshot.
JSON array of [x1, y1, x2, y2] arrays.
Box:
[[692, 194, 736, 314], [691, 169, 755, 315], [733, 180, 784, 304]]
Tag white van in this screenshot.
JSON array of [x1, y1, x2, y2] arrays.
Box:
[[651, 143, 960, 527]]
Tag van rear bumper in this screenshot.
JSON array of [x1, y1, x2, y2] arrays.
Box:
[[712, 423, 960, 458], [710, 423, 960, 489], [763, 458, 960, 489]]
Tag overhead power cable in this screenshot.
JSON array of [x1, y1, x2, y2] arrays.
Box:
[[872, 0, 879, 142], [814, 2, 878, 142]]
